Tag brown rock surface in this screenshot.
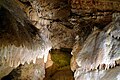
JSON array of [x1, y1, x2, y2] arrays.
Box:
[[0, 0, 120, 80], [44, 49, 74, 80]]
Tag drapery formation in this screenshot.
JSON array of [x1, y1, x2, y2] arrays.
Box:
[[74, 14, 120, 80], [0, 0, 51, 78]]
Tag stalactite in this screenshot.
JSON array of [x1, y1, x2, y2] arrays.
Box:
[[0, 0, 52, 74], [0, 42, 51, 68]]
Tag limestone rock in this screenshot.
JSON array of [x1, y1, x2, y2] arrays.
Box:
[[2, 59, 45, 80], [0, 0, 51, 78], [74, 14, 120, 80]]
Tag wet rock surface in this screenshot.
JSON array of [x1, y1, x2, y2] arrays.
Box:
[[44, 49, 74, 80]]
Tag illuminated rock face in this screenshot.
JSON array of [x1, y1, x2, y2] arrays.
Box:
[[75, 66, 120, 80], [0, 0, 120, 80], [0, 0, 51, 79], [18, 0, 93, 49], [2, 59, 45, 80], [74, 15, 120, 80]]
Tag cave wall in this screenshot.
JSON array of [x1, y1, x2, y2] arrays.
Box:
[[74, 14, 120, 80], [0, 0, 120, 80], [0, 0, 51, 79]]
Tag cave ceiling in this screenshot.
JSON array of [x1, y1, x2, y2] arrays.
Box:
[[17, 0, 120, 48]]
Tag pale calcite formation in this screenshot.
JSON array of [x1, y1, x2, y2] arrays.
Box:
[[74, 66, 120, 80], [0, 0, 51, 79], [74, 15, 120, 80], [1, 0, 120, 80]]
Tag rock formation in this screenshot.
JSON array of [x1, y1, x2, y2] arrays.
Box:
[[0, 0, 120, 80], [74, 14, 120, 80]]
